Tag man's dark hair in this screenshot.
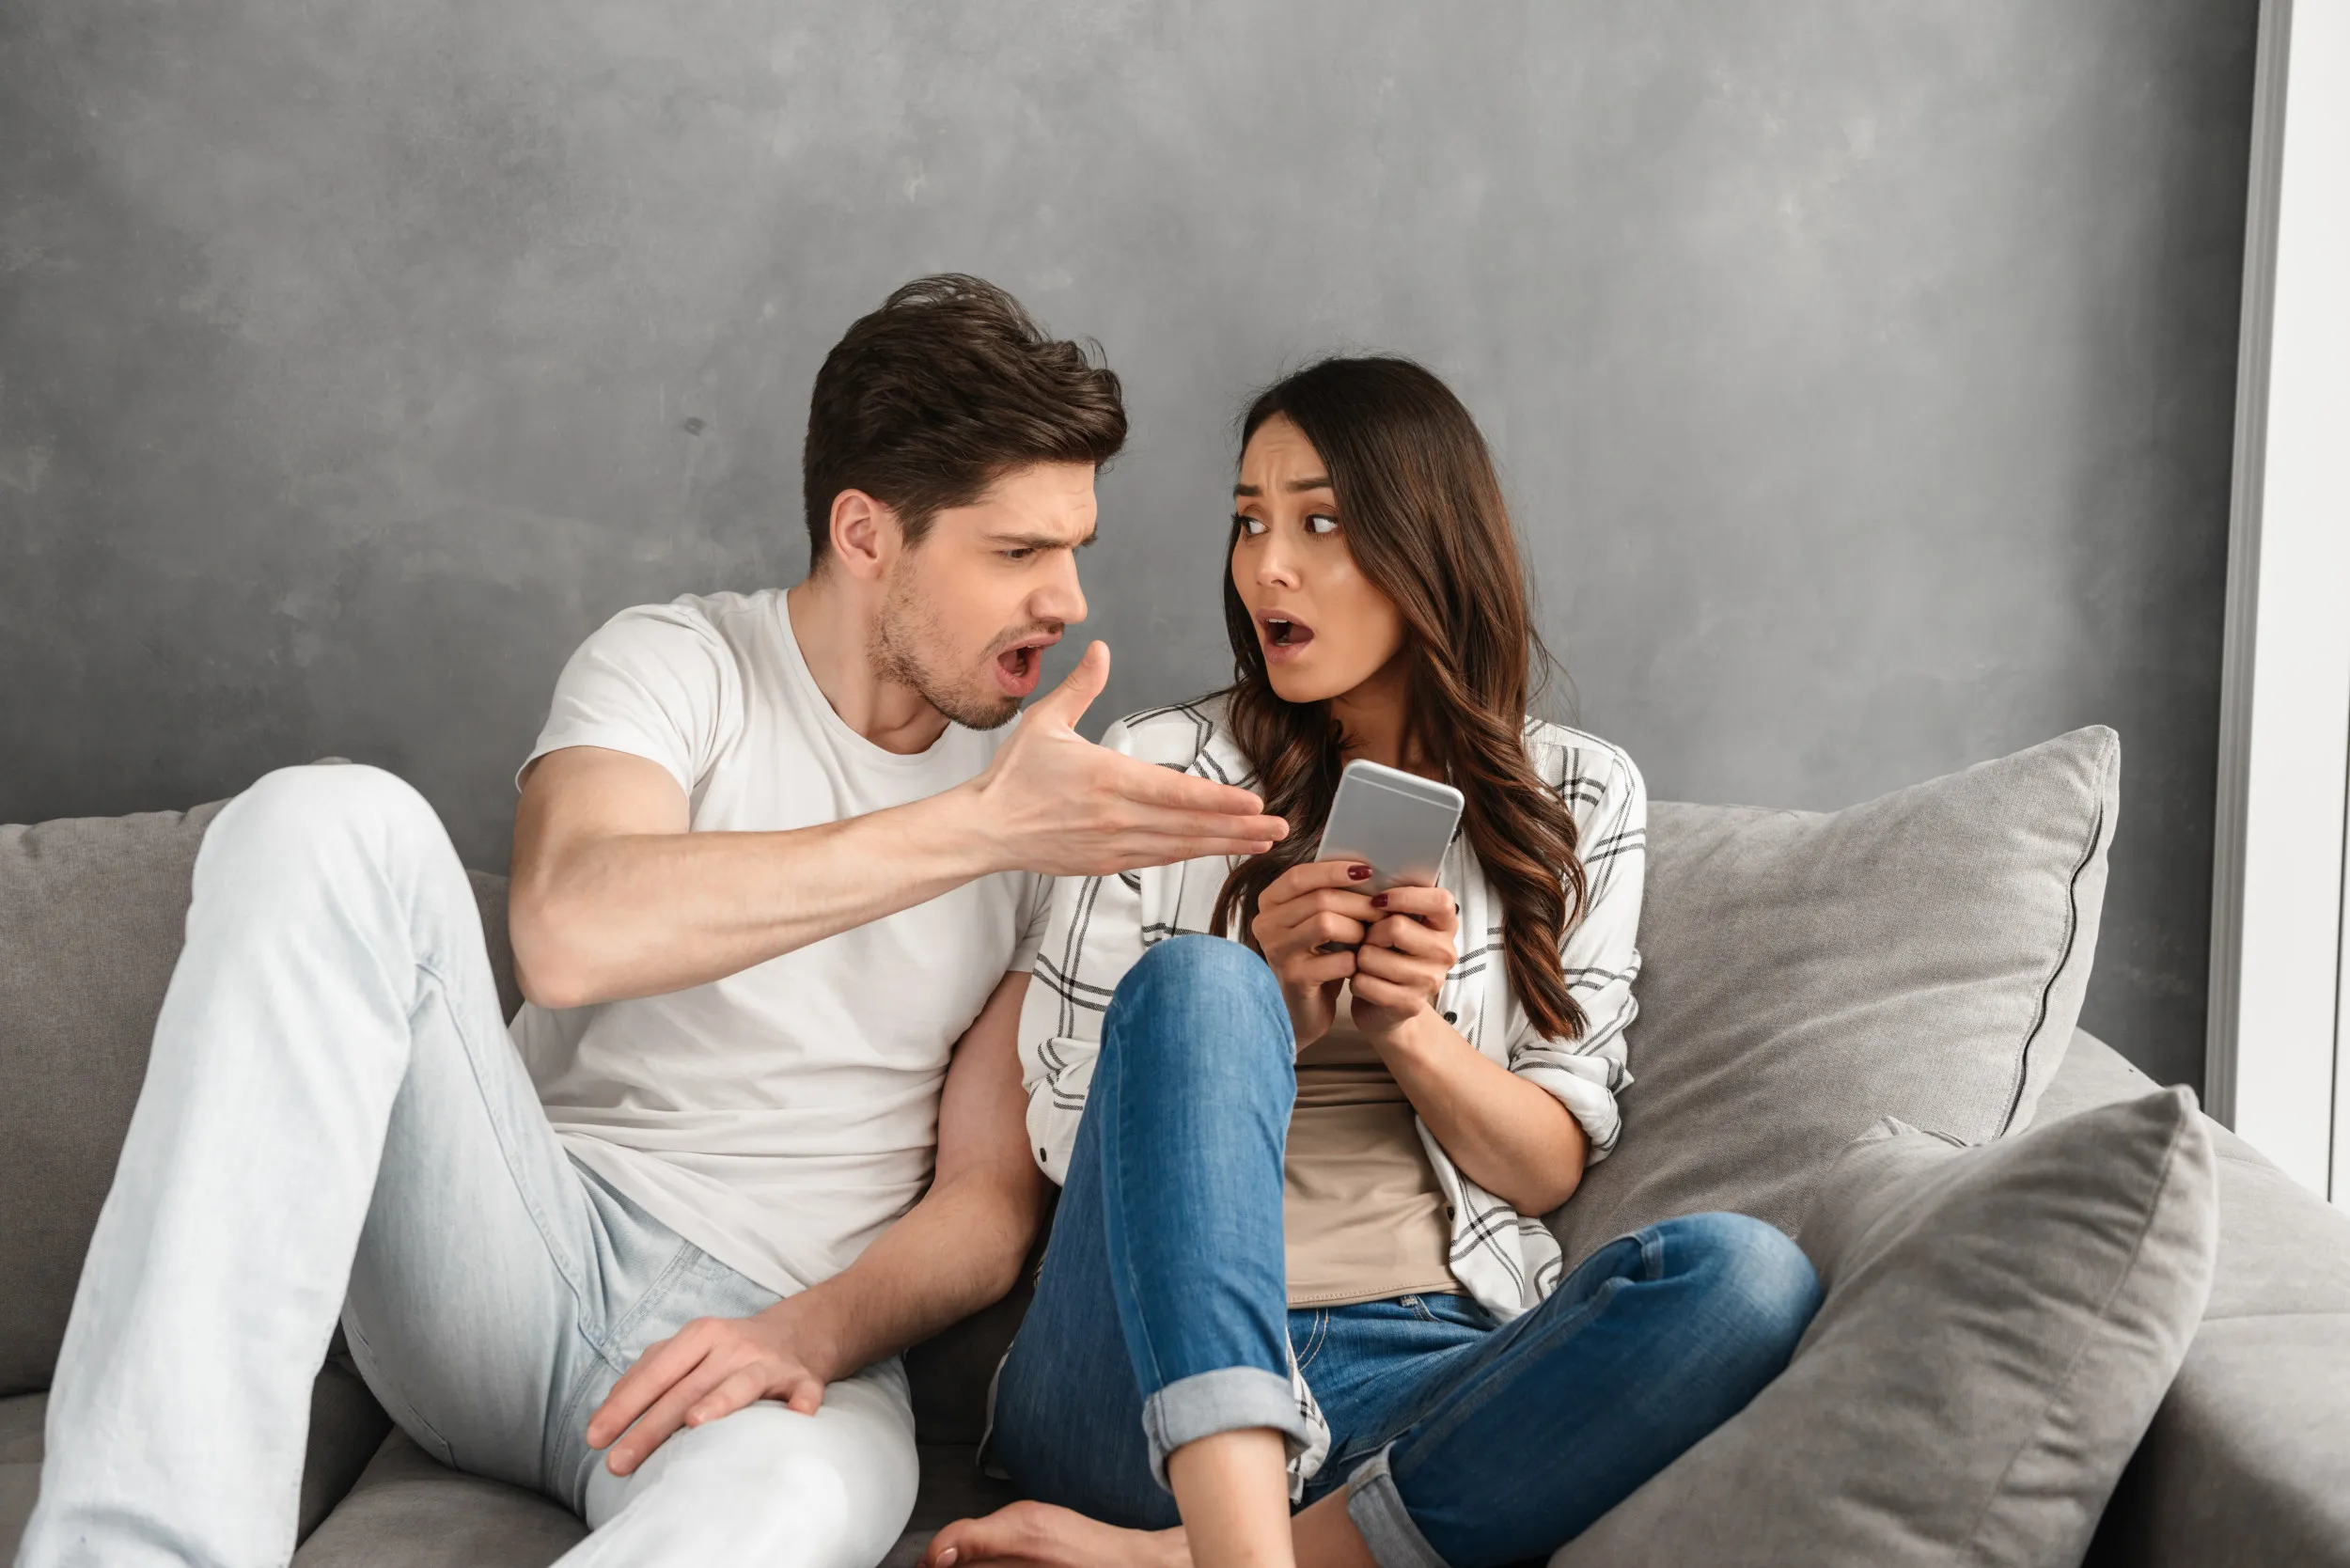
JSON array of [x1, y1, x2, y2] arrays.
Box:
[[802, 274, 1127, 565]]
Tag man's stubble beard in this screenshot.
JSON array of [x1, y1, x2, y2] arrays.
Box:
[[870, 572, 1024, 732]]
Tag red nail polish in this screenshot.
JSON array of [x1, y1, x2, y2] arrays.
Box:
[[1349, 864, 1372, 880], [1372, 894, 1388, 907]]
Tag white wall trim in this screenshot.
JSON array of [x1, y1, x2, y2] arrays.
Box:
[[2207, 0, 2350, 1206]]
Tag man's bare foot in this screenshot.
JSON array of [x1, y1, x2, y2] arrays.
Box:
[[922, 1499, 1189, 1568]]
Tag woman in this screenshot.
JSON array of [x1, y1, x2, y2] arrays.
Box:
[[929, 358, 1820, 1568]]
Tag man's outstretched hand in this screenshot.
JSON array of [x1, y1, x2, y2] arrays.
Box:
[[587, 1307, 831, 1476], [965, 641, 1286, 876]]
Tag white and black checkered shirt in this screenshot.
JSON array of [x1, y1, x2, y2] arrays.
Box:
[[1019, 694, 1649, 1327]]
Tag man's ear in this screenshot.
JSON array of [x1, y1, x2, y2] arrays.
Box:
[[827, 489, 902, 582]]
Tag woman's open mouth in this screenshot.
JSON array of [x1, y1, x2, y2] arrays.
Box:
[[992, 633, 1060, 697], [1258, 612, 1316, 662]]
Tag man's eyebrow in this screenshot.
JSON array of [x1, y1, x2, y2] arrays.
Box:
[[986, 528, 1097, 550]]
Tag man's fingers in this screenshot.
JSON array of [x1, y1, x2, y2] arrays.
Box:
[[1022, 640, 1109, 732], [607, 1364, 726, 1476], [1108, 800, 1289, 845], [1102, 752, 1273, 822], [587, 1332, 690, 1449], [1096, 834, 1281, 871], [781, 1371, 825, 1417], [686, 1366, 770, 1428]]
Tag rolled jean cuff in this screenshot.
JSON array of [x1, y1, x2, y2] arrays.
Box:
[[1344, 1444, 1451, 1568], [1138, 1366, 1313, 1491]]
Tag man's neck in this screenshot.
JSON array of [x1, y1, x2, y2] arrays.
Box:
[[784, 574, 952, 756]]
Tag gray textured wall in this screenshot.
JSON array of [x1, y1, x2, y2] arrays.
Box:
[[0, 2, 2254, 1088]]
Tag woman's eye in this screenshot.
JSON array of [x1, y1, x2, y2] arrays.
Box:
[[1306, 514, 1340, 537], [1233, 513, 1266, 537]]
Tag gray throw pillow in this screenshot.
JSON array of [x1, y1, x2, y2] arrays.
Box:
[[1551, 726, 2119, 1266], [1551, 1087, 2217, 1568]]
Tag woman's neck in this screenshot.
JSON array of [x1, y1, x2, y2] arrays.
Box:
[[1329, 651, 1438, 779]]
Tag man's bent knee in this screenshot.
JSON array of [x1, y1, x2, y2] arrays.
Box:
[[209, 763, 452, 879]]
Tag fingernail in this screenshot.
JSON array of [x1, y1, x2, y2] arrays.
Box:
[[1372, 893, 1387, 907], [939, 1552, 959, 1567], [1348, 864, 1371, 880]]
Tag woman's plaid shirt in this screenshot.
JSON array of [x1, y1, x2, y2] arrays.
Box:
[[1018, 694, 1650, 1324]]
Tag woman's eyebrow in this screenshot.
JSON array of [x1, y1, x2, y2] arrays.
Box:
[[1231, 477, 1335, 497]]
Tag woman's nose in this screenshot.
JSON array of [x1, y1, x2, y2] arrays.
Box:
[[1254, 541, 1301, 589]]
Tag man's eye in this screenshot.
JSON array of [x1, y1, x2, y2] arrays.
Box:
[[1001, 547, 1035, 561], [1233, 514, 1266, 537], [1306, 514, 1340, 536]]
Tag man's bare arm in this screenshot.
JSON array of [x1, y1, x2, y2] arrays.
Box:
[[510, 642, 1283, 1009], [584, 970, 1046, 1474]]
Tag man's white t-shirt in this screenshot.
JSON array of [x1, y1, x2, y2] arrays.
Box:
[[510, 588, 1047, 1299]]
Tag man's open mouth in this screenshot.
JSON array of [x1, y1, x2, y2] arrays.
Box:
[[993, 631, 1061, 694]]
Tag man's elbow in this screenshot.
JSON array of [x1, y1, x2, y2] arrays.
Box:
[[509, 880, 600, 1011], [964, 1171, 1046, 1306]]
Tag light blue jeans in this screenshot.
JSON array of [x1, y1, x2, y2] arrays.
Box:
[[16, 765, 918, 1568], [986, 935, 1821, 1568]]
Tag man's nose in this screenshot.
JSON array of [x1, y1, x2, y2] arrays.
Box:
[[1036, 548, 1088, 625]]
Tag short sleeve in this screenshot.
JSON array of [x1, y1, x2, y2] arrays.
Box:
[[521, 602, 744, 799], [1007, 871, 1054, 974]]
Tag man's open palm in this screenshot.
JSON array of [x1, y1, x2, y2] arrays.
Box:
[[968, 641, 1286, 876]]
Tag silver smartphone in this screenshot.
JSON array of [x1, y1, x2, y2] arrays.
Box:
[[1316, 760, 1465, 892]]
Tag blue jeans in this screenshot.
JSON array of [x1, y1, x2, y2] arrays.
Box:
[[987, 936, 1821, 1568]]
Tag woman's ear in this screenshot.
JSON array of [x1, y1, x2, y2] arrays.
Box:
[[826, 489, 901, 582]]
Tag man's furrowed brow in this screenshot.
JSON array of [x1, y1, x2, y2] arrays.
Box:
[[987, 527, 1097, 550]]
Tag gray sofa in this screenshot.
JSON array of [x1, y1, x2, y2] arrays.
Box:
[[5, 787, 2348, 1566]]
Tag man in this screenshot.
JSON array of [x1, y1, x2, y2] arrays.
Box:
[[17, 274, 1286, 1568]]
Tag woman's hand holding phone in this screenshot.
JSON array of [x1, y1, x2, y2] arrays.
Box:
[[1348, 885, 1458, 1045], [1250, 859, 1379, 1047]]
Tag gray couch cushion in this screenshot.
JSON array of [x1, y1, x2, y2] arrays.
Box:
[[2085, 1114, 2350, 1568], [291, 1431, 585, 1567], [1555, 1085, 2217, 1568], [1552, 726, 2119, 1266], [0, 799, 227, 1395]]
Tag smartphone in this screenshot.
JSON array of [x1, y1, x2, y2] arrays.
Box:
[[1317, 760, 1465, 892]]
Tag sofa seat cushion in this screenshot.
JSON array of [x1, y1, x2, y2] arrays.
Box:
[[2086, 1118, 2350, 1568], [1, 1393, 41, 1561], [1552, 727, 2119, 1265], [1555, 1085, 2217, 1568]]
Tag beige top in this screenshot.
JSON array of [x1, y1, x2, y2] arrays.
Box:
[[1283, 984, 1459, 1308]]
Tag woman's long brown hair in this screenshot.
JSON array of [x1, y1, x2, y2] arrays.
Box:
[[1211, 356, 1590, 1043]]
